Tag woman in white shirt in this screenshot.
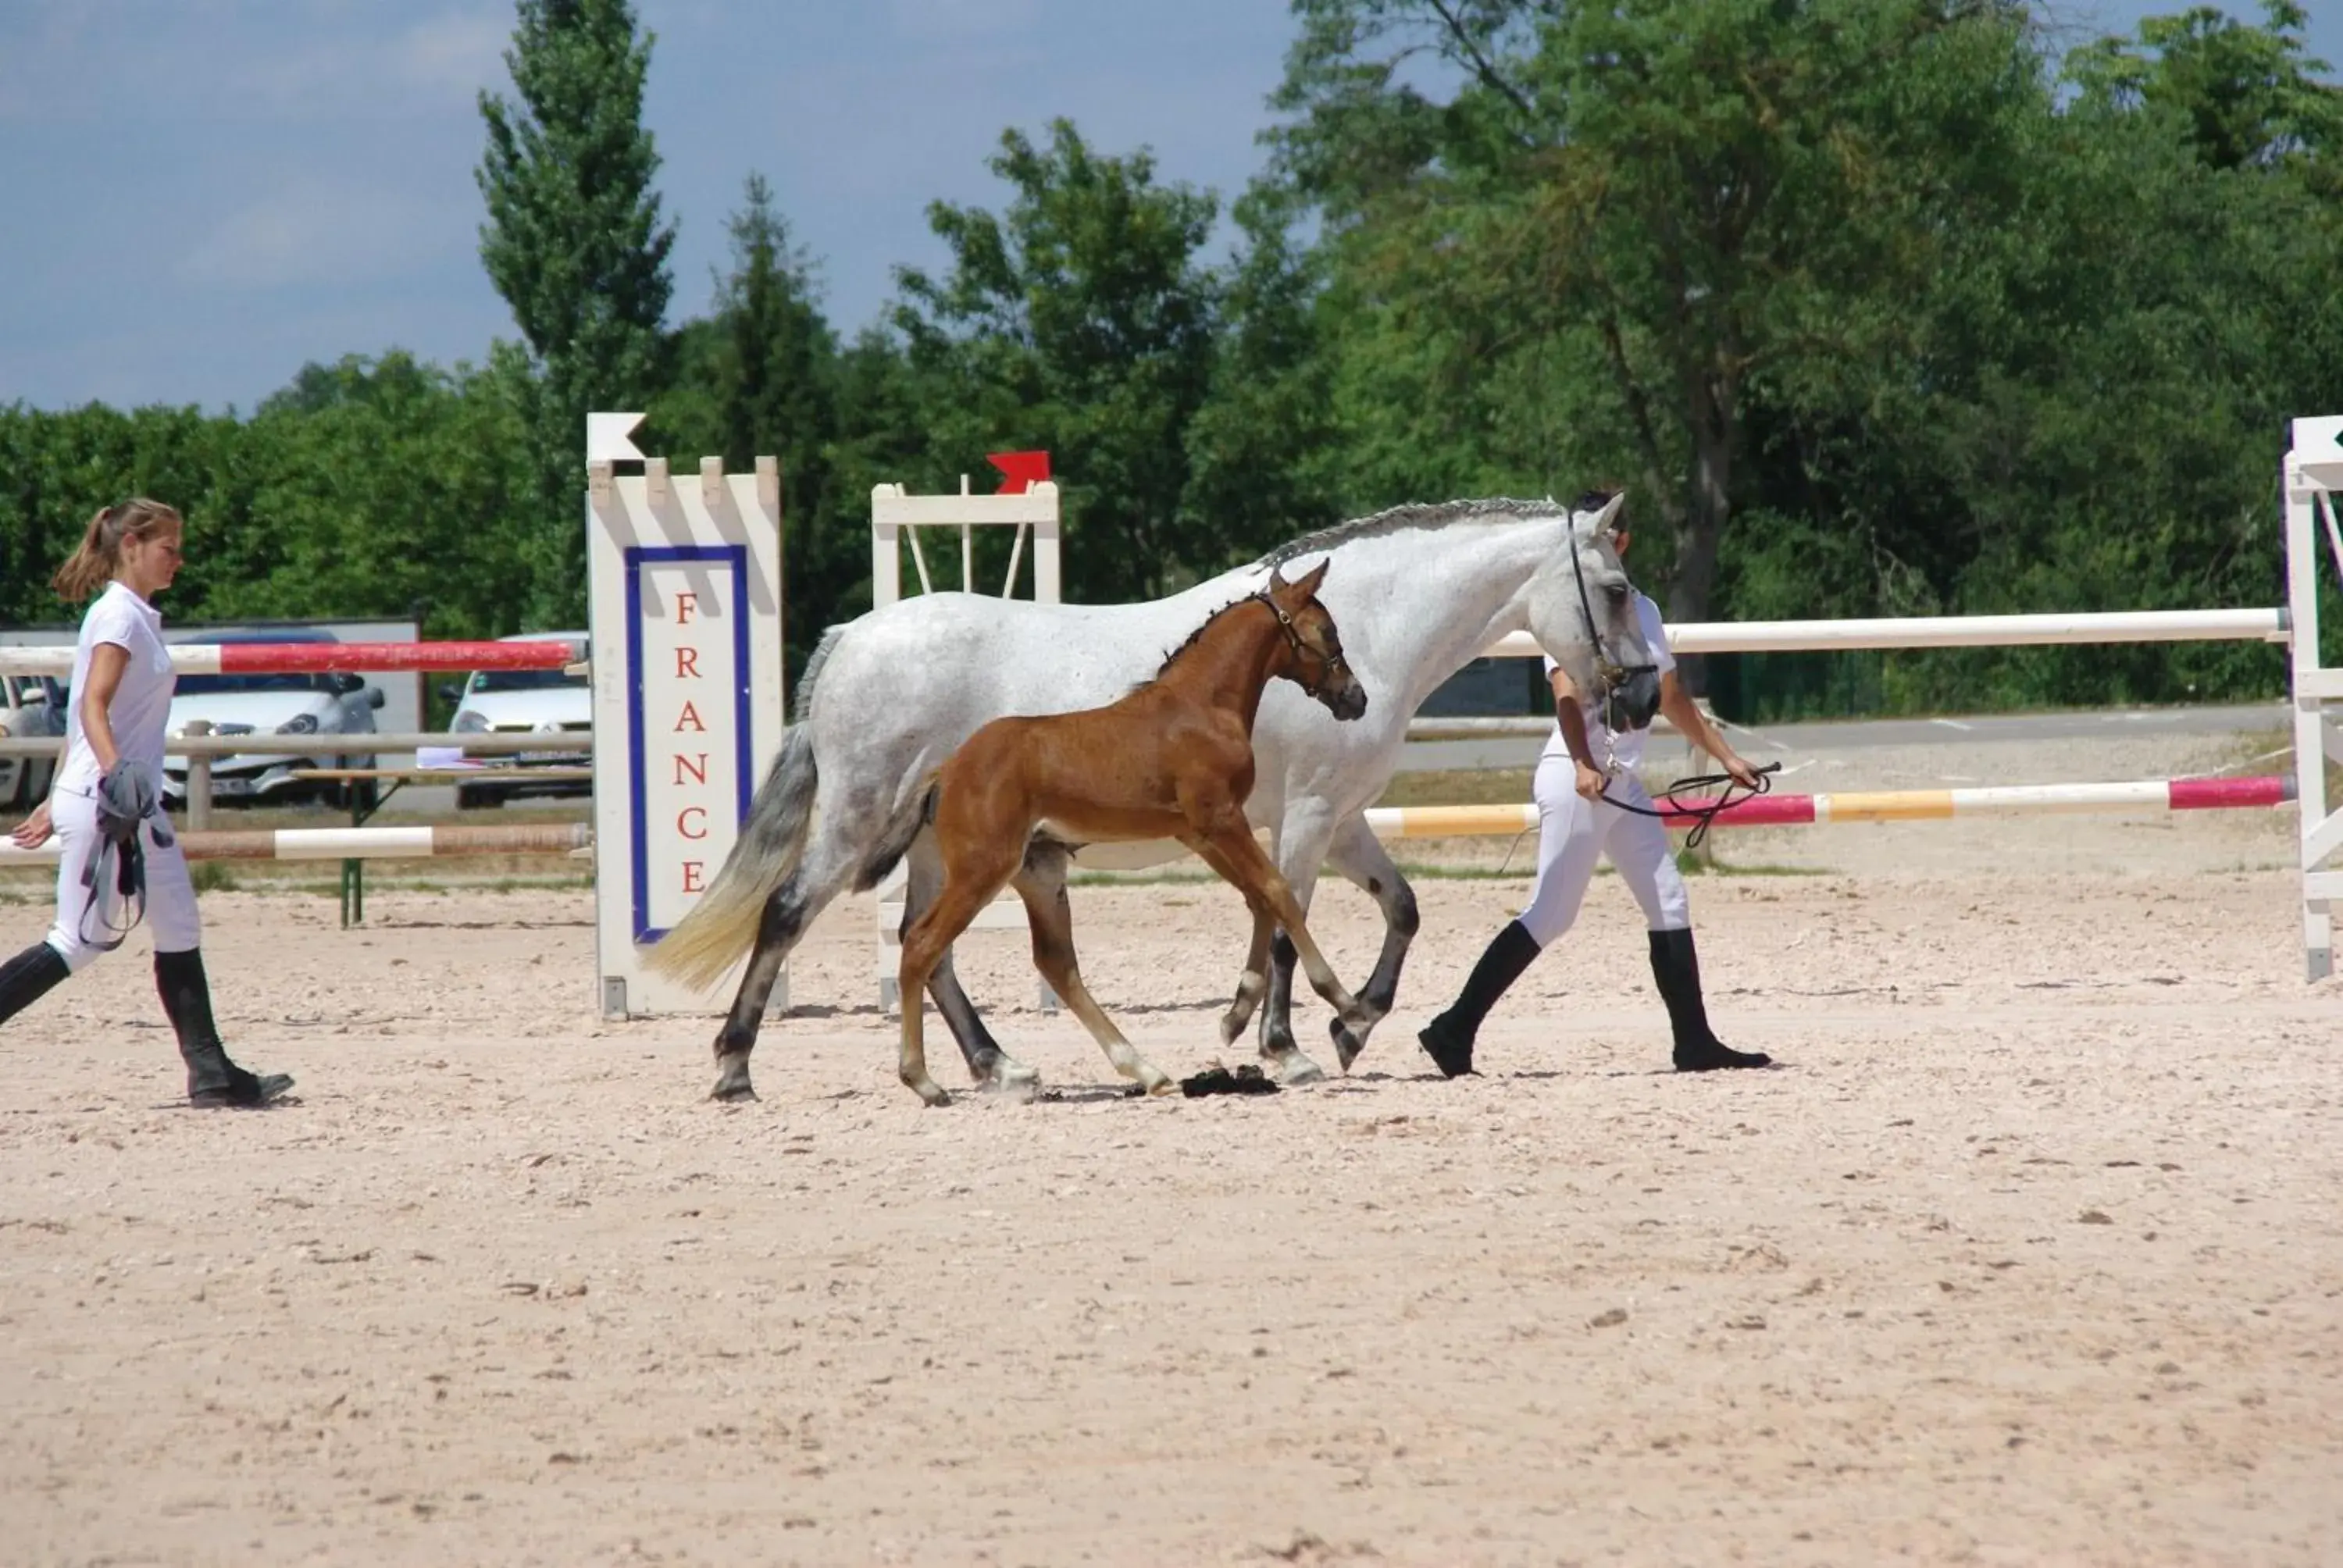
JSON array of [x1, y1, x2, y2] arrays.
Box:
[[1417, 519, 1771, 1078], [0, 500, 292, 1107]]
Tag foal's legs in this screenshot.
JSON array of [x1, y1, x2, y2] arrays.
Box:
[[1186, 817, 1375, 1047], [1011, 845, 1174, 1096], [897, 839, 1024, 1108], [1216, 904, 1278, 1048], [901, 827, 1039, 1091]]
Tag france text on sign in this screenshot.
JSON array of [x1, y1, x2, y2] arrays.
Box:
[[626, 546, 752, 943]]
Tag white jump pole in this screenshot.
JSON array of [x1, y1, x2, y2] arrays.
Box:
[[0, 823, 590, 865], [586, 413, 786, 1017], [1475, 607, 2288, 661], [868, 472, 1061, 1010]]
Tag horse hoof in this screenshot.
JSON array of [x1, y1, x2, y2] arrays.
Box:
[[1330, 1016, 1372, 1072], [1275, 1053, 1327, 1086], [1217, 1012, 1246, 1047], [984, 1066, 1040, 1103], [907, 1079, 952, 1107]]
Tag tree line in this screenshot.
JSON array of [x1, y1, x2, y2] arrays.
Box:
[[2, 0, 2338, 718]]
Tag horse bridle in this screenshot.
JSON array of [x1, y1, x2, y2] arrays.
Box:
[[1564, 523, 1644, 707], [1560, 519, 1780, 832], [1257, 590, 1346, 697]]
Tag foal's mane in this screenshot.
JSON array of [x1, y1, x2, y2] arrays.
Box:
[[1149, 590, 1261, 681]]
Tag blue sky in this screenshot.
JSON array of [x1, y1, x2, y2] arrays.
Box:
[[2, 0, 2335, 413]]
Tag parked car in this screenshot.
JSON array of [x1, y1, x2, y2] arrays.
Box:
[[441, 631, 590, 809], [161, 629, 386, 808], [0, 673, 67, 811]]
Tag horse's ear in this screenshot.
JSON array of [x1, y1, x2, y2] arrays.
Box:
[[1285, 558, 1330, 600], [1264, 563, 1291, 594], [1587, 490, 1628, 538]]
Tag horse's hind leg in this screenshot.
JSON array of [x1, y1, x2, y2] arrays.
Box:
[[902, 827, 1037, 1092], [1011, 846, 1173, 1096], [711, 826, 860, 1102], [1318, 814, 1421, 1071]]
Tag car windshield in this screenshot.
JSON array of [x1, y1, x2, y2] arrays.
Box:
[[469, 667, 587, 694], [176, 672, 329, 697]]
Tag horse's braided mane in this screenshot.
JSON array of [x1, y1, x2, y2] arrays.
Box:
[[1251, 493, 1604, 572]]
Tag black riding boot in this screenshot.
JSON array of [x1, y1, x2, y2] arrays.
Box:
[[1649, 928, 1770, 1071], [155, 950, 294, 1107], [1418, 920, 1541, 1078], [0, 941, 71, 1028]]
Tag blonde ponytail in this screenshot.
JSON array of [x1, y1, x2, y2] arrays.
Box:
[[52, 498, 183, 602]]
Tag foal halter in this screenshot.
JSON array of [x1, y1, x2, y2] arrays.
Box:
[[1256, 590, 1346, 697]]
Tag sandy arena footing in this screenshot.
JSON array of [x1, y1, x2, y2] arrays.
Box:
[[2, 790, 2339, 1566]]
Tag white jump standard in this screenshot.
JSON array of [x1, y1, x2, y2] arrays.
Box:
[[2286, 414, 2343, 978], [583, 413, 786, 1018]]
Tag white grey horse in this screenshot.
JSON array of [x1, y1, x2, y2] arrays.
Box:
[[650, 491, 1653, 1102]]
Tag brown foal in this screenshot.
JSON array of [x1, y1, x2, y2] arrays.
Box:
[[893, 560, 1372, 1106]]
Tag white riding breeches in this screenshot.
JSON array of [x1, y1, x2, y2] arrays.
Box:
[[42, 786, 200, 972], [1515, 754, 1690, 948]]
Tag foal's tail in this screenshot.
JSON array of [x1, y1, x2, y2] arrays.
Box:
[[647, 725, 817, 993]]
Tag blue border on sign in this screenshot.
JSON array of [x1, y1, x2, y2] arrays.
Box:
[[626, 543, 754, 945]]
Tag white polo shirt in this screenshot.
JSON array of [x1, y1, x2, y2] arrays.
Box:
[[1541, 592, 1674, 772], [54, 582, 176, 796]]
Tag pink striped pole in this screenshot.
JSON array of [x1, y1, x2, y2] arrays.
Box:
[[212, 641, 573, 675], [0, 641, 578, 679]]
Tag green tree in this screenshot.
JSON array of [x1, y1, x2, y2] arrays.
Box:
[[2067, 1, 2341, 175], [654, 174, 858, 681], [1181, 186, 1346, 556], [893, 119, 1227, 601], [1272, 0, 2044, 654], [227, 355, 538, 640], [476, 0, 676, 625]]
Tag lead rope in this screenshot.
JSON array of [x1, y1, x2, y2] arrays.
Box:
[[1598, 761, 1782, 851], [76, 829, 148, 953]]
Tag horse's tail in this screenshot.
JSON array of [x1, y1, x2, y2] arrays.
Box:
[[647, 725, 817, 992], [849, 772, 940, 895]]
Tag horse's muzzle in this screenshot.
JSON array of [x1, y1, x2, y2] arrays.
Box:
[[1318, 679, 1369, 722]]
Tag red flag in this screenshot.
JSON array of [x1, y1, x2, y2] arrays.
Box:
[[987, 450, 1051, 494]]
